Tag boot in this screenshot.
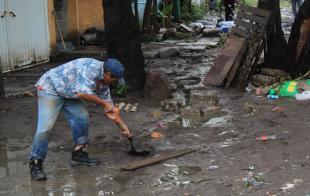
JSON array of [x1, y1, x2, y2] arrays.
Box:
[[29, 159, 47, 181], [71, 147, 100, 166]]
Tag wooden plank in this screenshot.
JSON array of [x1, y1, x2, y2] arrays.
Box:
[[225, 40, 248, 88], [121, 149, 196, 171], [240, 5, 271, 18], [234, 18, 257, 31], [231, 27, 251, 38], [238, 12, 269, 25], [204, 36, 247, 86]]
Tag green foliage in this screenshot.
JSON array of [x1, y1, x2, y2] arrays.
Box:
[[180, 3, 207, 23], [115, 84, 129, 97], [158, 4, 172, 28]]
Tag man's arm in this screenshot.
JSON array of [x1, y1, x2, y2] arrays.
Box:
[[76, 93, 114, 112], [76, 93, 132, 138]]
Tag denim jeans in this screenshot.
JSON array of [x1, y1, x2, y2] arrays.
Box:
[[29, 89, 89, 160], [291, 0, 303, 16]]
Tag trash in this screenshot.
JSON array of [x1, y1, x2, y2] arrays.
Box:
[[280, 179, 303, 192], [157, 122, 166, 128], [295, 90, 310, 100], [245, 83, 256, 94], [207, 165, 219, 170], [267, 95, 279, 99], [243, 176, 264, 187], [256, 135, 276, 141], [182, 118, 191, 128], [217, 21, 234, 30], [151, 131, 163, 139], [151, 111, 162, 119], [279, 81, 299, 97], [124, 103, 132, 112], [272, 106, 285, 112], [117, 102, 126, 110], [244, 102, 256, 113], [130, 103, 139, 112]]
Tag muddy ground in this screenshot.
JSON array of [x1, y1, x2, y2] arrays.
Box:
[[1, 78, 310, 196], [1, 7, 310, 196]]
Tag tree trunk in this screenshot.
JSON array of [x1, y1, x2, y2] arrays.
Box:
[[286, 0, 310, 77], [142, 0, 153, 33], [102, 0, 146, 90], [257, 0, 287, 69]]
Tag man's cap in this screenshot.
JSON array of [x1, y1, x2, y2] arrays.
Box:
[[105, 58, 125, 85]]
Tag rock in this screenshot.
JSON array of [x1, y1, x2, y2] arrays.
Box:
[[180, 106, 201, 120], [177, 79, 200, 88], [158, 47, 179, 58], [251, 74, 276, 87], [143, 71, 174, 100], [190, 90, 218, 106]]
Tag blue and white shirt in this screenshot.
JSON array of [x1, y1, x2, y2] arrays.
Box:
[[36, 58, 113, 104]]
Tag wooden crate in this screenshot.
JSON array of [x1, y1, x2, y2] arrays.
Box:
[[204, 5, 271, 88]]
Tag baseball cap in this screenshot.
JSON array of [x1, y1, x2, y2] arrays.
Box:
[[104, 58, 126, 85]]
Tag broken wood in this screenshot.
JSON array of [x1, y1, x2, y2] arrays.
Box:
[[204, 35, 247, 86], [120, 149, 196, 171]]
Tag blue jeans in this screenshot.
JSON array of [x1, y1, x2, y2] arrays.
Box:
[[29, 90, 89, 160], [291, 0, 303, 16]]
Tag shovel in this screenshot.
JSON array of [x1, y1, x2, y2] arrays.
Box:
[[127, 137, 150, 156]]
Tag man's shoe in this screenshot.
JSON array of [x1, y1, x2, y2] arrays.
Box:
[[71, 148, 100, 166], [29, 159, 47, 181]]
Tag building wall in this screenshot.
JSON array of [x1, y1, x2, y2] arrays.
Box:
[[48, 0, 104, 55], [77, 0, 104, 33], [48, 0, 57, 55]]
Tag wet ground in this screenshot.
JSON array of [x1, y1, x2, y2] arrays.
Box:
[[1, 7, 308, 196], [1, 87, 310, 195]]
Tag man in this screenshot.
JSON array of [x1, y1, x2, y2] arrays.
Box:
[[29, 58, 132, 181], [291, 0, 303, 17]]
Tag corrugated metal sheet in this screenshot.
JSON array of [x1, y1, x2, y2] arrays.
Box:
[[0, 0, 49, 72], [0, 0, 10, 71]]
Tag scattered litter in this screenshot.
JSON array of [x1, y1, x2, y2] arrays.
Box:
[[151, 131, 163, 139], [151, 111, 162, 119], [280, 179, 303, 192], [207, 165, 219, 170], [130, 103, 139, 112], [117, 102, 126, 110], [267, 95, 279, 99], [182, 118, 191, 128], [248, 165, 255, 170], [295, 90, 310, 100], [244, 102, 256, 113], [272, 106, 285, 112], [157, 122, 167, 128], [243, 175, 264, 187], [256, 135, 276, 141], [124, 103, 132, 112]]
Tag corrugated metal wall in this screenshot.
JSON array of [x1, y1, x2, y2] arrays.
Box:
[[0, 0, 49, 72]]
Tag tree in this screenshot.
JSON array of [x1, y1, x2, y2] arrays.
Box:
[[285, 0, 310, 77], [257, 0, 287, 69], [102, 0, 146, 90]]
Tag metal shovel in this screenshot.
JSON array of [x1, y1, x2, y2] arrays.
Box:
[[127, 137, 150, 156]]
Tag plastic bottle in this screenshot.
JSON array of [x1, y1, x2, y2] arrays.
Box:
[[256, 135, 276, 141], [267, 95, 279, 99]]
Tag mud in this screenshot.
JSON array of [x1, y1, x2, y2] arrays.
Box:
[[1, 87, 310, 196], [1, 7, 310, 196]]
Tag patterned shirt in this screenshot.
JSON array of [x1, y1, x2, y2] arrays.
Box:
[[36, 58, 113, 104]]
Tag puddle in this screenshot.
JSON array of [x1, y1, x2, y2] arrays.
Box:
[[153, 164, 202, 190], [202, 114, 233, 128]]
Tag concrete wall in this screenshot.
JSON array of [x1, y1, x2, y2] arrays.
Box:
[[48, 0, 104, 54]]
